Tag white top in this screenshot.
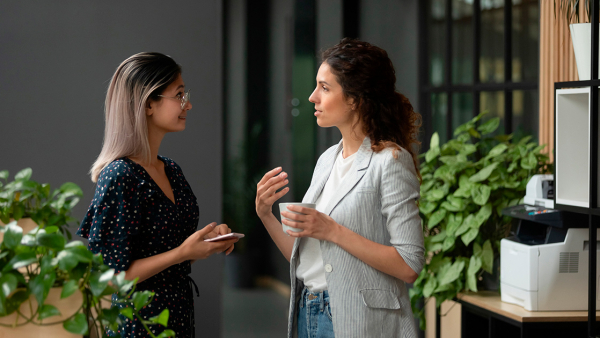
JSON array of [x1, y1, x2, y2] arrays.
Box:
[[296, 150, 356, 292]]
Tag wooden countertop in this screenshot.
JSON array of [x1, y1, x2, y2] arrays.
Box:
[[457, 291, 600, 323]]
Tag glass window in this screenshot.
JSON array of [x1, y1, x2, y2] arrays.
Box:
[[480, 0, 505, 83], [429, 0, 446, 86], [512, 0, 539, 83], [432, 93, 449, 141], [480, 91, 505, 134], [452, 0, 473, 84], [512, 89, 539, 141], [452, 92, 473, 131]]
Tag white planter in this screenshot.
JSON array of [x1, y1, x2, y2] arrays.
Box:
[[570, 23, 600, 80]]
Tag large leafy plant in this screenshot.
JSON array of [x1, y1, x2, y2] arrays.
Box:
[[0, 168, 81, 240], [409, 113, 550, 330], [0, 169, 174, 337]]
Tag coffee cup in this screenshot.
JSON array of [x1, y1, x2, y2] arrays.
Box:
[[278, 202, 316, 234]]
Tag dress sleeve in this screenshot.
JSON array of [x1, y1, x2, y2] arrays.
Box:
[[77, 161, 141, 273], [380, 149, 425, 275]]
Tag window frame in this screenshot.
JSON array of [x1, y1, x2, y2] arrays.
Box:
[[418, 0, 539, 149]]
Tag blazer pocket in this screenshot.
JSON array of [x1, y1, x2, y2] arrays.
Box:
[[359, 289, 401, 310]]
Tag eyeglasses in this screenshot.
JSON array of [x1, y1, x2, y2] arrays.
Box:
[[158, 90, 190, 110]]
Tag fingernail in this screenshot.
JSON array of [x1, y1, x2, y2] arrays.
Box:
[[284, 180, 289, 184]]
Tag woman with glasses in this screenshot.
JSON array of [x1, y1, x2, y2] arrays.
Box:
[[255, 39, 425, 337], [77, 52, 238, 337]]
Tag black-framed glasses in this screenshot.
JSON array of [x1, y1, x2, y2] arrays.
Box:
[[158, 90, 190, 109]]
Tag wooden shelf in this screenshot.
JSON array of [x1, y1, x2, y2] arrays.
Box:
[[458, 291, 600, 323]]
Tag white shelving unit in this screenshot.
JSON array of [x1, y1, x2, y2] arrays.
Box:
[[555, 88, 598, 208]]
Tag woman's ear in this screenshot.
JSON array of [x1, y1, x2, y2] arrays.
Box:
[[146, 100, 153, 116]]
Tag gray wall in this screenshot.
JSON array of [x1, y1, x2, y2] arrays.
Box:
[[0, 1, 224, 337]]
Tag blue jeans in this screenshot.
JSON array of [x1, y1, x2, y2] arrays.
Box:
[[297, 287, 335, 338]]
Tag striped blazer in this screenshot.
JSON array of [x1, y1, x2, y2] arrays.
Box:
[[287, 136, 425, 338]]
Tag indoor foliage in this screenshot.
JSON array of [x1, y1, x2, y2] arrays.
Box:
[[409, 113, 550, 330], [0, 169, 174, 337]]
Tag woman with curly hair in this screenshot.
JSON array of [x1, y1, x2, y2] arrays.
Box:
[[255, 38, 425, 337]]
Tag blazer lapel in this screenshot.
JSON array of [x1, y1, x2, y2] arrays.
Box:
[[322, 136, 373, 216], [302, 140, 343, 204]]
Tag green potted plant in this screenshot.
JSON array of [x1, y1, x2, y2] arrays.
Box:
[[0, 168, 80, 240], [0, 169, 174, 337], [409, 113, 551, 330]]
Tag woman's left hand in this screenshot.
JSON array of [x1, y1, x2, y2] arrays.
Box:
[[204, 223, 235, 255], [281, 205, 340, 242]]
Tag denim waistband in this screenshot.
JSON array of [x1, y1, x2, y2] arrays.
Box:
[[301, 286, 330, 312]]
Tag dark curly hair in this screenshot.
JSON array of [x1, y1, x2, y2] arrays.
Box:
[[321, 38, 422, 180]]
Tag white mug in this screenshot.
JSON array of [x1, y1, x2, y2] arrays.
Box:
[[278, 202, 316, 234]]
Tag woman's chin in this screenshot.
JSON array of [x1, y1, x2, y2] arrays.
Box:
[[316, 118, 330, 128]]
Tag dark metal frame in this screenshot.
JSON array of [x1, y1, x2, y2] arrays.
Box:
[[553, 1, 599, 337], [418, 0, 539, 149]]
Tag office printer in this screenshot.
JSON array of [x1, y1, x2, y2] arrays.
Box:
[[500, 174, 597, 311]]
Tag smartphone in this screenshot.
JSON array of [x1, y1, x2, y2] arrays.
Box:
[[204, 232, 245, 242]]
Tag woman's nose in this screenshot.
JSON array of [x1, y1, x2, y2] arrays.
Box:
[[308, 89, 318, 103]]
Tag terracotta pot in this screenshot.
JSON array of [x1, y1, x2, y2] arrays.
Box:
[[0, 218, 39, 242], [0, 287, 83, 338]]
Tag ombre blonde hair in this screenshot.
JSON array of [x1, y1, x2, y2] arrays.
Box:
[[90, 52, 181, 182]]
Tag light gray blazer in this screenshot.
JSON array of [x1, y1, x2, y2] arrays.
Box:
[[287, 136, 425, 338]]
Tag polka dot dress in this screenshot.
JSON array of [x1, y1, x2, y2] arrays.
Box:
[[77, 156, 200, 337]]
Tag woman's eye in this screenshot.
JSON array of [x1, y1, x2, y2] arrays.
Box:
[[322, 86, 328, 92], [176, 92, 183, 98]]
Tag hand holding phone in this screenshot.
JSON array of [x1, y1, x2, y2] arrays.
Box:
[[204, 232, 245, 242]]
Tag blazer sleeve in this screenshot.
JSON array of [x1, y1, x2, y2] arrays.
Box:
[[380, 149, 425, 275]]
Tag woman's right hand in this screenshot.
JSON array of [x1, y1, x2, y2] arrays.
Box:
[[255, 167, 289, 219], [177, 222, 238, 262]]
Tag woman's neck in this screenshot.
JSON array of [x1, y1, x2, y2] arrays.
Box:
[[338, 122, 366, 159], [130, 128, 164, 169]]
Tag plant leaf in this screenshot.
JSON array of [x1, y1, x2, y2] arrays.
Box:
[[89, 270, 115, 297], [0, 170, 8, 180], [469, 162, 499, 183], [157, 330, 176, 338], [63, 313, 88, 335], [61, 280, 79, 299], [446, 213, 463, 235], [471, 185, 492, 206], [477, 117, 500, 135], [428, 208, 447, 228], [475, 204, 493, 228], [438, 260, 465, 286], [132, 290, 153, 311], [430, 231, 447, 243], [521, 152, 537, 170], [15, 168, 32, 181], [426, 189, 446, 202], [38, 304, 61, 320], [0, 273, 18, 297], [461, 228, 478, 246], [120, 307, 133, 320], [430, 132, 440, 149], [150, 309, 170, 327], [486, 144, 508, 158], [56, 251, 79, 271], [442, 235, 456, 251], [37, 233, 66, 251], [482, 240, 494, 273], [454, 215, 472, 236], [3, 222, 23, 250], [3, 252, 37, 272], [468, 255, 483, 275], [423, 276, 438, 298]]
